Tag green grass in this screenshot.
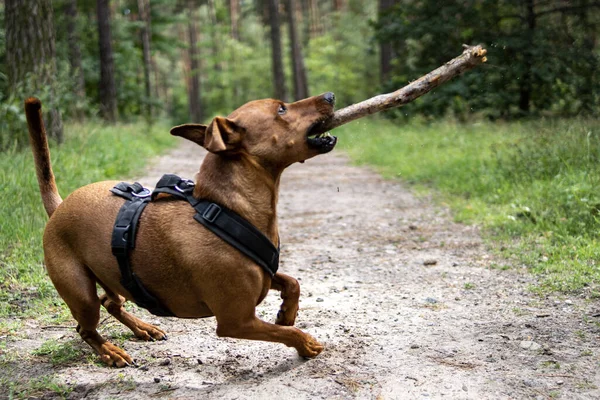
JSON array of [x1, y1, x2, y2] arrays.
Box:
[[0, 120, 176, 317], [2, 374, 73, 399], [337, 117, 600, 293], [32, 339, 85, 365]]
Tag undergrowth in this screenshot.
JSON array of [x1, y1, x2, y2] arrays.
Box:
[[0, 121, 176, 318], [338, 117, 600, 294]]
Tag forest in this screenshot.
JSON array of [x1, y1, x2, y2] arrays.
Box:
[[1, 0, 599, 149], [2, 1, 600, 397]]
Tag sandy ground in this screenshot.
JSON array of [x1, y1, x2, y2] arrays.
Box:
[[3, 142, 600, 399]]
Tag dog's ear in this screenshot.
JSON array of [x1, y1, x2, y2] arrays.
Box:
[[170, 118, 244, 153], [170, 124, 208, 147], [202, 116, 245, 153]]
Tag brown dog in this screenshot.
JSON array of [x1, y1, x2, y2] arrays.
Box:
[[25, 92, 337, 367]]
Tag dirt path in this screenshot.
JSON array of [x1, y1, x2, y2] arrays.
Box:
[[4, 143, 600, 399]]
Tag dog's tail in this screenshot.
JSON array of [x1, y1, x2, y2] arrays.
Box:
[[25, 97, 62, 217]]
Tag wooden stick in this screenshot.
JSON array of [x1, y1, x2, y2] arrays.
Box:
[[316, 45, 487, 134]]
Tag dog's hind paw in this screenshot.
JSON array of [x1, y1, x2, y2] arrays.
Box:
[[275, 309, 297, 326], [132, 322, 168, 342]]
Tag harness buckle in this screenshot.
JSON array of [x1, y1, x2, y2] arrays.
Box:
[[175, 179, 195, 193], [131, 188, 151, 198], [111, 224, 131, 255], [202, 203, 222, 223]]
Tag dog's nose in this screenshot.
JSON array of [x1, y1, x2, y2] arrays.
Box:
[[323, 92, 335, 105]]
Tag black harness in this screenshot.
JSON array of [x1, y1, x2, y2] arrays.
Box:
[[110, 174, 279, 317]]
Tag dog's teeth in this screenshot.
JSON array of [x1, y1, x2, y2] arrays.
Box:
[[325, 132, 332, 137]]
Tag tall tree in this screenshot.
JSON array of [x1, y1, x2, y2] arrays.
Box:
[[229, 0, 241, 41], [65, 0, 86, 117], [187, 1, 202, 122], [5, 0, 64, 141], [306, 0, 323, 38], [138, 0, 153, 119], [286, 0, 308, 100], [332, 0, 345, 11], [518, 0, 536, 114], [378, 0, 398, 85], [268, 0, 287, 101], [97, 0, 118, 122]]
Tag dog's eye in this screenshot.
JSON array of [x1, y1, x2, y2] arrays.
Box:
[[278, 104, 287, 115]]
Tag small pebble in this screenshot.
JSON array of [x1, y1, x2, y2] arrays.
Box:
[[316, 298, 324, 302], [154, 377, 161, 383], [197, 359, 204, 365], [159, 358, 171, 366], [410, 344, 420, 349], [423, 259, 437, 266], [520, 341, 541, 351]]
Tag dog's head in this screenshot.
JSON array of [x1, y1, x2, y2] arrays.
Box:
[[170, 92, 337, 169]]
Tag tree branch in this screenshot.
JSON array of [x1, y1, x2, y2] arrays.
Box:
[[315, 45, 487, 133]]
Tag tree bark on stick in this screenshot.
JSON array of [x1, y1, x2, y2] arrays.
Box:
[[314, 45, 488, 134]]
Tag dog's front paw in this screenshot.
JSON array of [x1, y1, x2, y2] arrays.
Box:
[[99, 342, 134, 367], [297, 335, 324, 358]]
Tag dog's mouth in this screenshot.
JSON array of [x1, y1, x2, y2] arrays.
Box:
[[306, 118, 337, 153]]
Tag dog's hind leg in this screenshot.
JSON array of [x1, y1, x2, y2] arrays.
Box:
[[99, 291, 167, 341], [270, 273, 300, 326], [45, 255, 133, 367]]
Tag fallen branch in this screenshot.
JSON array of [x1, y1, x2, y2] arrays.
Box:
[[316, 45, 487, 133]]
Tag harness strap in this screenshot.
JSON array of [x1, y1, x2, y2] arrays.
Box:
[[192, 201, 279, 277], [109, 175, 280, 317], [110, 183, 174, 317], [152, 174, 279, 277]]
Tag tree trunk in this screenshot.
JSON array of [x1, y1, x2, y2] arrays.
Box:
[[332, 0, 345, 11], [378, 0, 397, 85], [208, 0, 223, 73], [229, 0, 240, 41], [65, 0, 86, 118], [187, 2, 203, 122], [268, 0, 287, 101], [286, 0, 308, 100], [6, 0, 63, 142], [307, 0, 322, 38], [577, 0, 596, 114], [97, 0, 118, 122], [138, 0, 153, 120], [519, 0, 535, 114]]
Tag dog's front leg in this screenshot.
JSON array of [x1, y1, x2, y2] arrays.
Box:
[[270, 273, 300, 326], [213, 302, 323, 358]]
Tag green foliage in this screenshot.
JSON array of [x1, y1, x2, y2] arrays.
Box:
[[338, 117, 600, 292], [375, 0, 600, 118], [306, 7, 379, 107], [0, 120, 176, 317]]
